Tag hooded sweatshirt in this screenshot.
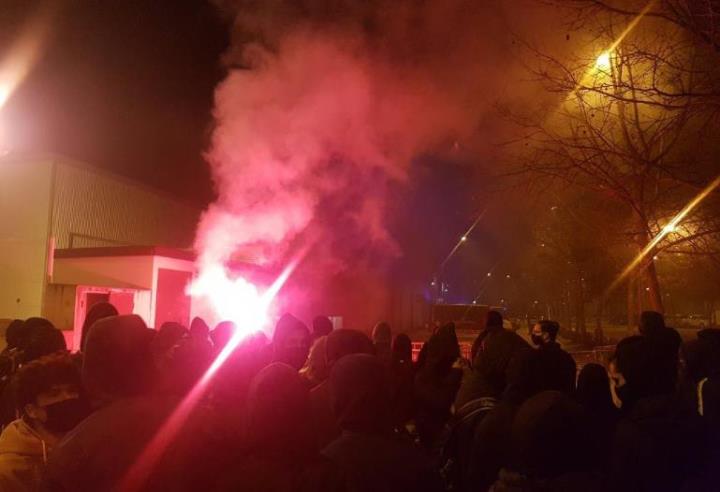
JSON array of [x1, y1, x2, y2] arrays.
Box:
[[0, 418, 49, 492]]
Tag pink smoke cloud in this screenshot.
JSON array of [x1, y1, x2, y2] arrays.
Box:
[[196, 29, 472, 270]]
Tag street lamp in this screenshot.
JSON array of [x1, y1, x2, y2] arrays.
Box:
[[596, 51, 611, 71]]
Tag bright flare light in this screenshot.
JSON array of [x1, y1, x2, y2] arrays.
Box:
[[187, 264, 270, 335], [0, 7, 55, 110], [606, 174, 720, 296], [122, 257, 301, 491], [595, 51, 611, 71]]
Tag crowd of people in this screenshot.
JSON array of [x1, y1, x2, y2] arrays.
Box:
[[0, 303, 716, 491]]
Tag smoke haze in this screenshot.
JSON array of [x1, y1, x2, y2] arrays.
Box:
[[197, 0, 555, 327]]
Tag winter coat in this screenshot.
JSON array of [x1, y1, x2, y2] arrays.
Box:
[[0, 419, 49, 492]]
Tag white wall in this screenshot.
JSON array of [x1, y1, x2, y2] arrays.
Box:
[[0, 157, 53, 319]]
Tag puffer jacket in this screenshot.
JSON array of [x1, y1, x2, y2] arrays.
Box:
[[0, 419, 49, 492]]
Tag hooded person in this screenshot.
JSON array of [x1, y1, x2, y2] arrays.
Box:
[[470, 310, 505, 365], [214, 363, 345, 492], [0, 319, 67, 429], [389, 333, 415, 429], [371, 321, 393, 367], [0, 353, 86, 492], [608, 335, 707, 492], [151, 322, 189, 371], [638, 310, 681, 387], [210, 320, 236, 352], [312, 315, 334, 341], [310, 329, 375, 449], [1, 319, 24, 357], [273, 314, 311, 370], [444, 330, 530, 492], [79, 302, 118, 353], [414, 323, 463, 450], [44, 315, 224, 492], [528, 320, 576, 395], [189, 317, 210, 342], [467, 343, 561, 492], [575, 363, 619, 472], [16, 319, 66, 366], [492, 391, 603, 492], [323, 354, 443, 492]]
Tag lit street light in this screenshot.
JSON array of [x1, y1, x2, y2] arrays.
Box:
[[595, 51, 611, 71]]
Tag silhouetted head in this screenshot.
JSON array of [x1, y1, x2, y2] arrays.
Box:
[[329, 354, 392, 435], [211, 321, 236, 351], [639, 311, 665, 337], [576, 363, 614, 413], [511, 391, 594, 480], [312, 316, 333, 339], [80, 302, 118, 352], [246, 363, 315, 457], [272, 314, 310, 370], [325, 329, 375, 367], [5, 319, 24, 350], [14, 352, 88, 438], [531, 320, 560, 346], [486, 310, 503, 331], [189, 317, 210, 339], [372, 322, 392, 345], [82, 315, 155, 403], [611, 335, 674, 411], [392, 333, 413, 364], [19, 318, 66, 364]]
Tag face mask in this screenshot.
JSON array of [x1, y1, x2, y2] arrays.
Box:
[[531, 335, 545, 347], [42, 398, 91, 433]]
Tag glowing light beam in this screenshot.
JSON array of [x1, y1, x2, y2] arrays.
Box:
[[440, 208, 488, 271], [0, 5, 56, 110], [119, 254, 304, 492], [606, 174, 720, 296]]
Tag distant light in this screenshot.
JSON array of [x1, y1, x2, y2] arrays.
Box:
[[430, 281, 436, 286], [653, 255, 658, 261], [505, 274, 511, 279], [663, 223, 677, 234], [533, 300, 539, 304], [596, 51, 611, 70], [540, 243, 545, 248], [500, 299, 505, 303], [487, 272, 492, 277], [461, 236, 467, 242], [472, 300, 477, 304], [645, 287, 651, 292]]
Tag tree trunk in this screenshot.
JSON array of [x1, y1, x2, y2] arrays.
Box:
[[627, 275, 638, 335], [574, 274, 586, 339], [643, 256, 664, 313], [595, 298, 604, 345]]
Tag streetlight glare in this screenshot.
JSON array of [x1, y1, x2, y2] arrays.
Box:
[[596, 51, 611, 70]]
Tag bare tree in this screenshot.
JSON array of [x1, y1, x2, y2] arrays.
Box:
[[509, 9, 720, 327]]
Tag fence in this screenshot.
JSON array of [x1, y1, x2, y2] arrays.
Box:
[[411, 341, 615, 368]]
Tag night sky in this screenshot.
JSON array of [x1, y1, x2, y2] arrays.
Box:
[[1, 1, 228, 204]]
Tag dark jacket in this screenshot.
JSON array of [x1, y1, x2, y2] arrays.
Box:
[[610, 394, 707, 492], [324, 354, 442, 492], [215, 363, 345, 492], [43, 396, 224, 492], [532, 342, 576, 395]]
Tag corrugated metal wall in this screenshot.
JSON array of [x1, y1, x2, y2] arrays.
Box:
[[51, 159, 201, 249]]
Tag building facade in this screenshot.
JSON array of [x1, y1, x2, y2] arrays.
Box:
[[0, 153, 202, 344]]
